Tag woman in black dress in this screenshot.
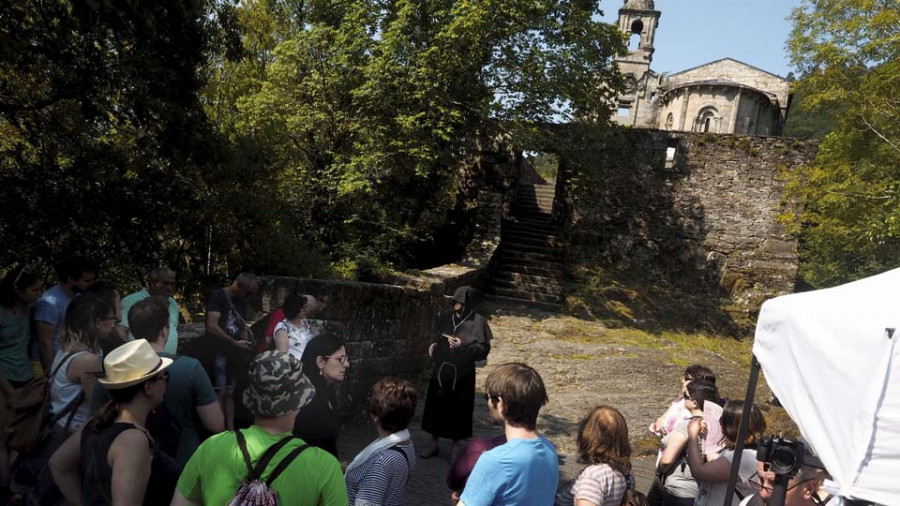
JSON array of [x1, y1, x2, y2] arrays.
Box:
[[420, 286, 492, 459]]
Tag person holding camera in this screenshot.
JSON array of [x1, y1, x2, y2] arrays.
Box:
[[741, 439, 828, 506], [686, 400, 767, 506]]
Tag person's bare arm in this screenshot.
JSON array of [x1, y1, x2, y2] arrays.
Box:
[[170, 490, 198, 506], [576, 500, 600, 506], [274, 329, 289, 353], [108, 429, 152, 506], [205, 311, 250, 351], [69, 353, 102, 408], [658, 431, 689, 471], [49, 425, 85, 505], [36, 321, 57, 371], [686, 419, 732, 482], [196, 402, 224, 434]]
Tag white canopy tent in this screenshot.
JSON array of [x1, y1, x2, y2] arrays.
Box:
[[752, 268, 900, 506]]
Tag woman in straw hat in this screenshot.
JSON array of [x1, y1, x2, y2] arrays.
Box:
[[49, 339, 181, 505]]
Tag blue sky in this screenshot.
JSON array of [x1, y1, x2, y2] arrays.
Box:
[[599, 0, 803, 78]]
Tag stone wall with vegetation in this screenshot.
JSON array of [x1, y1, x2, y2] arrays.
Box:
[[558, 129, 818, 326]]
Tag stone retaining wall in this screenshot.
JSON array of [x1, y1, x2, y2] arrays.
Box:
[[558, 129, 817, 317]]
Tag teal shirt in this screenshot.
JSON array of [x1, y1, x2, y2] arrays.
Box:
[[0, 307, 34, 383], [93, 352, 217, 465], [121, 288, 180, 354]]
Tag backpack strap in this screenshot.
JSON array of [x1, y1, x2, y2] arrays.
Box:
[[48, 351, 79, 380], [265, 443, 310, 486], [234, 430, 294, 482]]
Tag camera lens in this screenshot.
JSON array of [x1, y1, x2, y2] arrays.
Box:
[[771, 448, 797, 475]]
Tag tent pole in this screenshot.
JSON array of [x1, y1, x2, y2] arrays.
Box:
[[724, 354, 761, 505]]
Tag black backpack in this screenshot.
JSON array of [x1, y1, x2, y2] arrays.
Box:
[[227, 430, 310, 506]]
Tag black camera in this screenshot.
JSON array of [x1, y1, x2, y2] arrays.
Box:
[[757, 435, 805, 476]]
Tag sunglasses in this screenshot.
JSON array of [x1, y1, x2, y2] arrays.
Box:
[[149, 371, 170, 383], [13, 265, 33, 286]]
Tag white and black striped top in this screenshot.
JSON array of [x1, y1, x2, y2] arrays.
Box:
[[345, 442, 416, 506]]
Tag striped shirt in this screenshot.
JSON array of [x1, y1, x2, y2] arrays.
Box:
[[571, 463, 627, 506], [346, 442, 416, 506]]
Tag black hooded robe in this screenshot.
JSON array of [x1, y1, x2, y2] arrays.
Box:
[[421, 287, 492, 440]]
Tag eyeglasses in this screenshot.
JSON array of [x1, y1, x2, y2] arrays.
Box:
[[149, 371, 170, 384], [326, 354, 350, 366], [13, 265, 33, 286], [483, 393, 500, 403], [748, 472, 814, 492]]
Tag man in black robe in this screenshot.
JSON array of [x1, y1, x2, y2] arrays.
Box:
[[420, 286, 492, 459]]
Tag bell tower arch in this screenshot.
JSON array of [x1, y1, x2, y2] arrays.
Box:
[[612, 0, 662, 127]]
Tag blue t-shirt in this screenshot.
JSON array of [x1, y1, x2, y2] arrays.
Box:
[[459, 435, 559, 506], [34, 284, 72, 352]]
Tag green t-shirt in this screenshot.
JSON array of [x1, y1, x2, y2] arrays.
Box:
[[177, 425, 348, 506], [0, 308, 34, 383]]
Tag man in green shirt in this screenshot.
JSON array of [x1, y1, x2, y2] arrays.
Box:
[[121, 266, 180, 354], [172, 350, 348, 506]]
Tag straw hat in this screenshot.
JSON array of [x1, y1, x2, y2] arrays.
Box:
[[98, 339, 174, 389]]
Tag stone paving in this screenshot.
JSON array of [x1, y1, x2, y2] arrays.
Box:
[[336, 298, 677, 505]]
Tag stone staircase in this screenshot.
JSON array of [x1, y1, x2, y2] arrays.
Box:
[[485, 183, 565, 306]]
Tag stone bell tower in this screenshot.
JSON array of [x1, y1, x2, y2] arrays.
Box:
[[612, 0, 662, 127]]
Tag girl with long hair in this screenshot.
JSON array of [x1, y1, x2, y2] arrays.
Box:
[[686, 400, 767, 506], [557, 405, 633, 506]]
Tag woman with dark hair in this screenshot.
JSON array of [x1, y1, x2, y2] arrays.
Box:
[[293, 333, 350, 457], [420, 286, 492, 459], [687, 400, 767, 506], [556, 405, 632, 506], [0, 266, 42, 479], [50, 339, 180, 505], [274, 292, 313, 361], [345, 377, 418, 506], [657, 380, 721, 506]]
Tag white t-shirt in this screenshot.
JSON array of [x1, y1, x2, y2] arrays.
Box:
[[695, 449, 758, 506], [274, 319, 313, 362]]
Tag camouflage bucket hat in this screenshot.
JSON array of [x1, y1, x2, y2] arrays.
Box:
[[243, 351, 316, 418]]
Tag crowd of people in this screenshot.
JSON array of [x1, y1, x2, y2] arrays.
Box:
[[0, 260, 833, 505]]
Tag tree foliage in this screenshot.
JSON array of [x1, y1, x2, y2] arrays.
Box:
[[205, 0, 624, 277], [783, 0, 900, 287], [1, 0, 624, 290]]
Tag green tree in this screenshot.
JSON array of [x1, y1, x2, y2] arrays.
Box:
[[783, 0, 900, 287], [209, 0, 625, 277]]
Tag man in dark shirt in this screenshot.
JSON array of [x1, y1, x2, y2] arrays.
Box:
[[205, 272, 257, 430]]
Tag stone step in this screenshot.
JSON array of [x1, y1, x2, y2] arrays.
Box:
[[502, 220, 558, 235], [499, 233, 564, 249], [501, 241, 563, 257], [496, 264, 565, 277], [482, 293, 562, 310], [484, 286, 563, 305], [498, 254, 565, 271], [492, 269, 563, 285], [500, 224, 560, 239], [490, 278, 563, 294], [508, 213, 554, 225]]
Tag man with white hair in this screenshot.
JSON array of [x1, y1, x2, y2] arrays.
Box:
[[121, 266, 181, 353]]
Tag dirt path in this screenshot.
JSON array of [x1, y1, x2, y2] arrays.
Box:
[[340, 298, 769, 504]]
